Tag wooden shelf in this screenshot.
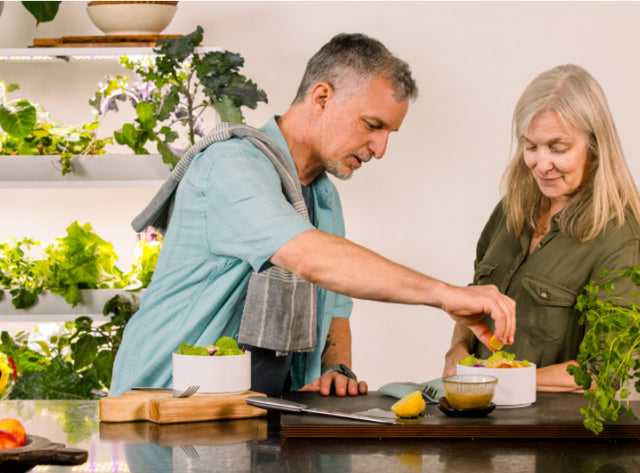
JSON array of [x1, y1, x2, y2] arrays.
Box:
[[0, 154, 170, 188]]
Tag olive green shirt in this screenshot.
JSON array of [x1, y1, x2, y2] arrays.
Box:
[[469, 202, 640, 367]]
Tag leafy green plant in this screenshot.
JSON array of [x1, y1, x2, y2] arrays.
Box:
[[91, 26, 268, 169], [0, 294, 137, 399], [0, 81, 112, 174], [0, 238, 43, 309], [22, 1, 62, 26], [32, 221, 127, 306], [0, 221, 162, 309], [568, 266, 640, 435]]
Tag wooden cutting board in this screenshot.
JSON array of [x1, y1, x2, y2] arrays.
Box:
[[100, 417, 268, 445], [99, 390, 267, 424]]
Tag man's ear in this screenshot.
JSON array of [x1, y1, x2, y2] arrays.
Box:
[[309, 82, 334, 115]]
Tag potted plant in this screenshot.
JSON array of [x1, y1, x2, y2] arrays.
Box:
[[91, 25, 268, 169], [568, 266, 640, 435]]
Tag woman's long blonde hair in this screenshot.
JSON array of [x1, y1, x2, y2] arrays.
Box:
[[502, 64, 640, 241]]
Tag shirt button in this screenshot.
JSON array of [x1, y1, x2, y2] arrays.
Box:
[[540, 292, 548, 299]]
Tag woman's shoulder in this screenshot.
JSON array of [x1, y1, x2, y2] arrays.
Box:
[[482, 200, 509, 230], [599, 211, 640, 244]]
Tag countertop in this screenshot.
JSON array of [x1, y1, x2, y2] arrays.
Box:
[[1, 392, 639, 473]]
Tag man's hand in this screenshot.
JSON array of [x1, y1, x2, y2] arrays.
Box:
[[441, 284, 516, 350], [299, 371, 368, 396], [300, 317, 367, 396]]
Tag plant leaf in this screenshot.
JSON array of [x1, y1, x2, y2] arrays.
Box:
[[21, 1, 62, 26], [0, 101, 37, 139], [73, 336, 98, 371], [154, 26, 203, 63], [135, 101, 156, 130], [212, 95, 244, 123]]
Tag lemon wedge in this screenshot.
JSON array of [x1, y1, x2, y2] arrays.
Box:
[[390, 390, 426, 418], [489, 334, 513, 351], [488, 335, 504, 351]]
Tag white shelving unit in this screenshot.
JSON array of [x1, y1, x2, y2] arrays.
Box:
[[0, 47, 177, 324], [0, 289, 140, 322], [0, 154, 170, 188]]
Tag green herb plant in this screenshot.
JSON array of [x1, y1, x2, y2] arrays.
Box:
[[0, 81, 112, 174], [0, 294, 137, 399], [568, 266, 640, 435], [91, 26, 268, 169]]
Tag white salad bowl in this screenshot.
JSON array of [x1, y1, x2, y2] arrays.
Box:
[[457, 362, 536, 407], [172, 351, 251, 395]]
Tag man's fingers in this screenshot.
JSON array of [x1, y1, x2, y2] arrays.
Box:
[[298, 379, 320, 392], [474, 327, 494, 350], [482, 285, 516, 344], [300, 373, 367, 396]]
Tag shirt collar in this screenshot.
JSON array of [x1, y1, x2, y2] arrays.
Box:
[[260, 116, 335, 199], [260, 116, 298, 183]]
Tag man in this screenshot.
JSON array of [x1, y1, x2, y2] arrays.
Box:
[[110, 33, 515, 397]]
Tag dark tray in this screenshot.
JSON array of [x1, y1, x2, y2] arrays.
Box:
[[0, 435, 87, 473], [280, 391, 640, 439]]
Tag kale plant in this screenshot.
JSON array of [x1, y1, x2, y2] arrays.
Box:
[[91, 26, 268, 169]]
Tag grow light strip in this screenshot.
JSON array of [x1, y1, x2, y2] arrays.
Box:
[[0, 47, 221, 62]]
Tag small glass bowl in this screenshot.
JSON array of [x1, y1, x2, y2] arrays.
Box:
[[442, 374, 498, 409]]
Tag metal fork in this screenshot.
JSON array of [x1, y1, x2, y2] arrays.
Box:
[[422, 385, 440, 402], [131, 385, 200, 398], [179, 444, 200, 461]]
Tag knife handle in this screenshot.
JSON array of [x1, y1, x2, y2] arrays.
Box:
[[246, 396, 306, 413]]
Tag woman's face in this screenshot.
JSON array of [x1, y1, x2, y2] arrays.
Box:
[[523, 109, 590, 213]]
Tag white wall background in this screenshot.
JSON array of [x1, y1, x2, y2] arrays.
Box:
[[1, 1, 640, 390]]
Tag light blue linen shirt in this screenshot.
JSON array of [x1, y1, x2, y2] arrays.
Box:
[[110, 117, 353, 396]]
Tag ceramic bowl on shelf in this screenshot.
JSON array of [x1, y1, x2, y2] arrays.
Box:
[[86, 1, 178, 36], [172, 351, 251, 395]]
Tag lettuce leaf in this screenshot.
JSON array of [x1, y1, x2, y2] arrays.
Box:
[[459, 354, 481, 366], [32, 221, 125, 306], [487, 350, 516, 363], [176, 342, 210, 356]]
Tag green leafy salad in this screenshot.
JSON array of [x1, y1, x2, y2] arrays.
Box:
[[176, 336, 245, 356], [460, 350, 531, 368]]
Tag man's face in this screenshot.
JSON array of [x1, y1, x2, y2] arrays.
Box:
[[314, 76, 409, 180]]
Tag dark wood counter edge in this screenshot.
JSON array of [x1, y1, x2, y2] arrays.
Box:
[[280, 424, 640, 439]]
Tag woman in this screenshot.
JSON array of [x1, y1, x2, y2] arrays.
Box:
[[444, 64, 640, 392]]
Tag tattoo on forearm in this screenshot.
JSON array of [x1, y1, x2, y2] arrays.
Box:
[[322, 333, 336, 357]]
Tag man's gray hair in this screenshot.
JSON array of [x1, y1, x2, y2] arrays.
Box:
[[292, 33, 418, 104]]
